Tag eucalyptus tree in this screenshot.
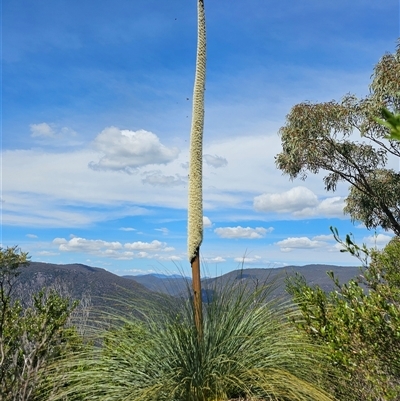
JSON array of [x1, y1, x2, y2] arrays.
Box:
[[188, 0, 206, 335], [275, 42, 400, 235]]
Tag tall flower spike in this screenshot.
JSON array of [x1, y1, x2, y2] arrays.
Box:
[[188, 0, 206, 262]]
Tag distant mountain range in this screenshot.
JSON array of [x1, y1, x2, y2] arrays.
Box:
[[15, 262, 171, 314], [14, 262, 362, 312], [124, 263, 362, 299]]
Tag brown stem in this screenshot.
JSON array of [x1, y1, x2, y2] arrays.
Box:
[[191, 247, 203, 340]]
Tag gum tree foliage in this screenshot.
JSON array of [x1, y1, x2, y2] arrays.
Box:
[[0, 246, 79, 401], [275, 42, 400, 235], [286, 230, 400, 401], [375, 107, 400, 140]]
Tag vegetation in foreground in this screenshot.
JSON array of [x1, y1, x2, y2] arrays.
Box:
[[287, 232, 400, 401], [0, 246, 83, 400], [42, 279, 332, 401], [3, 238, 400, 400]]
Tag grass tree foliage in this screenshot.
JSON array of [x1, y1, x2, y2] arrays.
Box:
[[275, 41, 400, 235], [0, 246, 81, 401], [44, 280, 333, 401], [286, 231, 400, 400]]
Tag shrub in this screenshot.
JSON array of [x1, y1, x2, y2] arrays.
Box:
[[286, 232, 400, 400], [0, 246, 82, 401]]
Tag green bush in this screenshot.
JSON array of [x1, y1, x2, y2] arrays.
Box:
[[0, 247, 81, 401], [286, 232, 400, 400]]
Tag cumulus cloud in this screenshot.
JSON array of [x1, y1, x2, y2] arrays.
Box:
[[214, 226, 273, 239], [363, 233, 393, 248], [30, 123, 55, 138], [276, 237, 328, 252], [204, 154, 228, 168], [124, 240, 170, 251], [30, 123, 78, 142], [142, 171, 186, 186], [295, 197, 345, 217], [254, 186, 318, 213], [53, 237, 174, 260], [54, 237, 123, 253], [203, 216, 212, 228], [254, 187, 345, 218], [89, 127, 179, 173]]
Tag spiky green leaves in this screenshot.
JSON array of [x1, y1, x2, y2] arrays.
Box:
[[44, 281, 334, 401]]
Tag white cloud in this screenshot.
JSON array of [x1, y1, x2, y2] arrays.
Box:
[[142, 171, 186, 186], [254, 187, 345, 218], [214, 226, 273, 239], [30, 123, 55, 138], [203, 216, 212, 228], [119, 227, 136, 231], [125, 269, 157, 275], [37, 251, 59, 256], [204, 256, 226, 263], [363, 233, 393, 248], [204, 154, 228, 168], [26, 234, 38, 238], [124, 240, 169, 251], [1, 133, 349, 229], [89, 127, 179, 173], [55, 237, 123, 253], [312, 234, 334, 241], [233, 255, 262, 264], [254, 186, 318, 213], [295, 197, 345, 217], [53, 236, 174, 260], [155, 227, 169, 235], [276, 237, 328, 252], [158, 254, 183, 261], [29, 123, 78, 144], [53, 238, 67, 245]]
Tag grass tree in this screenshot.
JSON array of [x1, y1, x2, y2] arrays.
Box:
[[41, 2, 337, 400], [44, 281, 335, 401], [188, 0, 206, 337]]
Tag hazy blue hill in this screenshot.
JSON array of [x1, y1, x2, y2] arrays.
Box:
[[123, 273, 191, 296], [124, 264, 361, 297], [14, 262, 362, 312]]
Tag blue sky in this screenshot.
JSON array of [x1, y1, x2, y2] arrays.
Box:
[[2, 0, 399, 276]]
